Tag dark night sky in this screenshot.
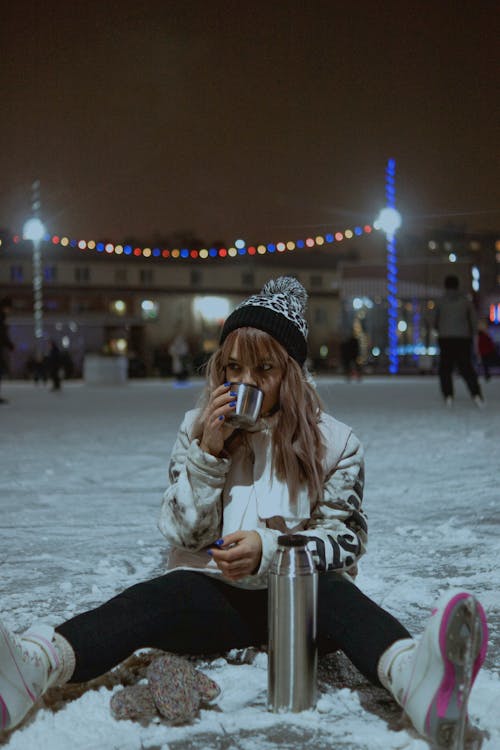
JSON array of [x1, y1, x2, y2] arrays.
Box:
[[1, 0, 499, 246]]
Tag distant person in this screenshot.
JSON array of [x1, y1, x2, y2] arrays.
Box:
[[0, 297, 14, 404], [60, 349, 74, 379], [434, 275, 483, 406], [477, 322, 496, 381], [26, 352, 48, 385], [169, 333, 190, 383], [34, 356, 48, 385], [47, 340, 62, 391], [340, 333, 362, 381]]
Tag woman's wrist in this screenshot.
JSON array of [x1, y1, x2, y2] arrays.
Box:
[[200, 441, 227, 459], [200, 441, 216, 456]]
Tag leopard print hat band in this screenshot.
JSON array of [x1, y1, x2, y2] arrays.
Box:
[[219, 276, 309, 365]]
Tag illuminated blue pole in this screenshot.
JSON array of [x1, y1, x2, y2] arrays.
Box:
[[374, 162, 402, 374], [412, 299, 421, 364], [385, 159, 399, 374]]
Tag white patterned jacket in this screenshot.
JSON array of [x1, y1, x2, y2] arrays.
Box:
[[159, 408, 367, 589]]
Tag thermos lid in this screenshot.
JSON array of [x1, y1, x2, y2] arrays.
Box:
[[277, 534, 308, 547]]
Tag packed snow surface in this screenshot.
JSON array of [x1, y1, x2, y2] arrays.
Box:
[[0, 376, 498, 749]]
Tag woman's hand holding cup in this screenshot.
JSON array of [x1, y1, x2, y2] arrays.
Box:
[[200, 383, 238, 456]]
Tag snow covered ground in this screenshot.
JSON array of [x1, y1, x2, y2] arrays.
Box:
[[0, 375, 498, 750]]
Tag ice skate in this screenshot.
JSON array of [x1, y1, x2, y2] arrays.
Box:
[[0, 621, 74, 731], [378, 591, 488, 748]]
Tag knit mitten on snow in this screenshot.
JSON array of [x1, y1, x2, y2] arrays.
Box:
[[110, 653, 220, 725], [109, 684, 158, 723]]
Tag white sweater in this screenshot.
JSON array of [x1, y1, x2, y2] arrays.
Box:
[[159, 409, 367, 589]]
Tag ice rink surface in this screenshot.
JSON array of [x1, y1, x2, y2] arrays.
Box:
[[0, 375, 499, 749]]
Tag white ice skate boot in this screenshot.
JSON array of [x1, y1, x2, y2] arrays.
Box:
[[378, 591, 488, 748], [0, 620, 75, 731]]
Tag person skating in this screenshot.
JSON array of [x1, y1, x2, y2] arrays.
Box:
[[340, 332, 362, 381], [434, 275, 483, 407], [168, 333, 190, 383], [47, 339, 62, 391], [0, 277, 488, 747], [0, 297, 14, 403], [477, 322, 496, 381]]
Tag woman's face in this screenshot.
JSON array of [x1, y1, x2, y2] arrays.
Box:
[[225, 339, 284, 417]]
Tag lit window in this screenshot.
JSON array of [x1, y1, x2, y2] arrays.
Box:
[[109, 338, 128, 354], [193, 296, 230, 323], [141, 299, 159, 320], [110, 300, 127, 316]]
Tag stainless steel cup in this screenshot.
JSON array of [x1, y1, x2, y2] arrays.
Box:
[[227, 382, 264, 428]]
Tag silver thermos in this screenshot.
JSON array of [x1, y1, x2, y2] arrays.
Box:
[[268, 533, 318, 712]]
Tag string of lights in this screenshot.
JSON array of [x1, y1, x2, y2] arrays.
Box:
[[13, 224, 374, 260]]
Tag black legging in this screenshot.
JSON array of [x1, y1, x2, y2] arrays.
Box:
[[56, 571, 410, 686], [438, 337, 482, 398]]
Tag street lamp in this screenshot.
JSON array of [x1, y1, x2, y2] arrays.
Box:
[[374, 159, 402, 374], [23, 216, 46, 361], [374, 207, 402, 237]]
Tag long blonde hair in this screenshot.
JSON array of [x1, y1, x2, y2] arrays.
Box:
[[196, 328, 325, 504]]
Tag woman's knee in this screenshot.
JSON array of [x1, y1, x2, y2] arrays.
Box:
[[117, 570, 205, 605], [317, 572, 359, 601], [317, 574, 382, 634]]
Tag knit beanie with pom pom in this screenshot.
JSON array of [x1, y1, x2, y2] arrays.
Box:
[[219, 276, 309, 365]]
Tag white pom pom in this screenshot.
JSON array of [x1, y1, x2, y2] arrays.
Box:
[[261, 276, 308, 312]]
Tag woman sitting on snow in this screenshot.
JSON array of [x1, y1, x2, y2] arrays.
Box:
[[0, 276, 488, 747]]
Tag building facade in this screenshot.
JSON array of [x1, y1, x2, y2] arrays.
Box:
[[0, 238, 346, 377], [1, 226, 498, 378]]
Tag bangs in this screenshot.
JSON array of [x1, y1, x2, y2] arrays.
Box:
[[221, 328, 288, 368]]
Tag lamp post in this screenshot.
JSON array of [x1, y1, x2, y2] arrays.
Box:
[[23, 216, 46, 362], [375, 159, 402, 374]]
